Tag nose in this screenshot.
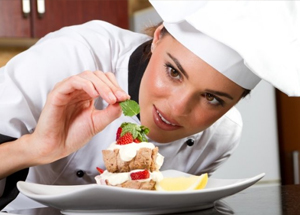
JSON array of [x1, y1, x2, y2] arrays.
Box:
[[168, 90, 196, 116]]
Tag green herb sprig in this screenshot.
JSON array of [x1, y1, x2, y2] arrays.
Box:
[[119, 100, 149, 142], [119, 100, 140, 117], [120, 122, 150, 142]]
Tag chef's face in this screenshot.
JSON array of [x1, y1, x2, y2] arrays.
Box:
[[139, 25, 245, 143]]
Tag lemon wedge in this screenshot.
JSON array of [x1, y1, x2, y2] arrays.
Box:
[[155, 173, 208, 191]]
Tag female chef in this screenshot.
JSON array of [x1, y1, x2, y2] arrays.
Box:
[[1, 0, 299, 210]]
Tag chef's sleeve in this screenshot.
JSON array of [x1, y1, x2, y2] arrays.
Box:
[[0, 135, 29, 210]]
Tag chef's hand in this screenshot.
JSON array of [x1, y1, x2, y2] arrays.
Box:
[[30, 71, 129, 164]]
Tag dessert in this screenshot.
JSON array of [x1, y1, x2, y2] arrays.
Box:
[[95, 122, 164, 190]]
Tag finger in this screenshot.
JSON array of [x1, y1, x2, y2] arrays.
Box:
[[104, 72, 121, 88], [105, 72, 131, 101], [77, 71, 119, 104], [94, 71, 130, 102], [92, 103, 122, 133], [49, 75, 99, 106]]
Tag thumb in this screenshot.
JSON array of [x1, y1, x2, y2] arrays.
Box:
[[92, 103, 122, 133]]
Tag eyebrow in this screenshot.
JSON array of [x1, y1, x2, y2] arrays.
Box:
[[167, 52, 234, 101], [206, 89, 234, 100], [167, 53, 189, 79]]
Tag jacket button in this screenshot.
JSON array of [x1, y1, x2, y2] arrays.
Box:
[[76, 170, 85, 178], [186, 139, 194, 147]]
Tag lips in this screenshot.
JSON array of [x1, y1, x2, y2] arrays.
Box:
[[152, 105, 181, 131], [156, 110, 177, 126]]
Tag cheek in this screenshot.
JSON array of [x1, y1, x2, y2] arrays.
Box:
[[188, 107, 229, 131], [142, 64, 169, 97]]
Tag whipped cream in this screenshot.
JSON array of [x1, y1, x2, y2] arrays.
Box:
[[155, 153, 164, 170], [107, 141, 164, 169], [95, 169, 164, 186]]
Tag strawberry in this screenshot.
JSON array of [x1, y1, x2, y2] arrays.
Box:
[[118, 122, 150, 143], [116, 132, 133, 145], [96, 167, 104, 174], [116, 127, 122, 140], [130, 170, 150, 180], [133, 138, 141, 143]]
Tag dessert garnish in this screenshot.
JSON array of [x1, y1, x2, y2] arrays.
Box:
[[119, 100, 140, 117]]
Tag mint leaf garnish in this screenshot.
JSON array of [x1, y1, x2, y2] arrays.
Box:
[[119, 101, 150, 142], [119, 100, 140, 117]]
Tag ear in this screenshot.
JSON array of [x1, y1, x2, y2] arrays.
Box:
[[152, 24, 164, 50]]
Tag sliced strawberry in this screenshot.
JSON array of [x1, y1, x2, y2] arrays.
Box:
[[116, 132, 133, 145], [116, 127, 122, 140], [96, 167, 104, 174], [130, 170, 150, 180]]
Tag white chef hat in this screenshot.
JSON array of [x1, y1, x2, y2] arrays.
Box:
[[149, 0, 300, 96]]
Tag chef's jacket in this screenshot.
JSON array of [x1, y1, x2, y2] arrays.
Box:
[[0, 21, 242, 210]]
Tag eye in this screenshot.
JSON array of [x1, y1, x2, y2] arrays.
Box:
[[164, 64, 182, 81], [169, 67, 179, 78], [205, 93, 224, 106]]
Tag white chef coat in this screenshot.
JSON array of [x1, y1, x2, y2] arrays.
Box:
[[0, 20, 242, 210]]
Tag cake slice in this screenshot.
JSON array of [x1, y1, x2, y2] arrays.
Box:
[[95, 122, 164, 190]]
